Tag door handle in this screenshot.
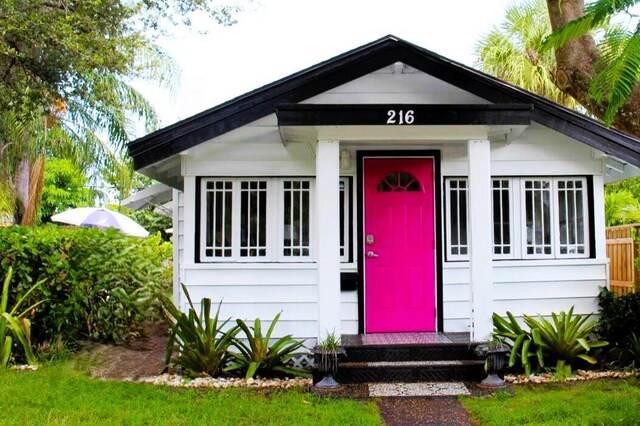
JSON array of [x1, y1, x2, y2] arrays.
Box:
[[367, 251, 379, 258]]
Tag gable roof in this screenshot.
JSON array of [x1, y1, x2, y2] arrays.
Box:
[[128, 35, 640, 170]]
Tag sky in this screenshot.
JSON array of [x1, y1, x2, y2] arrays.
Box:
[[133, 0, 515, 130]]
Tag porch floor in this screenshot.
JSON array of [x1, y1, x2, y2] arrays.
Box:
[[342, 332, 471, 346]]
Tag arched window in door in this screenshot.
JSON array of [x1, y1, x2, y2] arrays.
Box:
[[377, 171, 422, 192]]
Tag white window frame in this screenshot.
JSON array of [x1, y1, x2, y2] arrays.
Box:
[[277, 178, 314, 262], [492, 178, 516, 260], [444, 176, 589, 262], [199, 177, 315, 263], [520, 178, 555, 259], [445, 178, 469, 261], [553, 178, 589, 259], [339, 177, 351, 263]]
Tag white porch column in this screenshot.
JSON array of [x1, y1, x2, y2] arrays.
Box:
[[316, 139, 341, 339], [468, 139, 494, 341]]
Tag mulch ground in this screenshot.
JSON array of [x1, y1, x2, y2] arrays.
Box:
[[85, 323, 169, 380]]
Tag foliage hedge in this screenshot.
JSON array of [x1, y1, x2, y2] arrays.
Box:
[[597, 288, 640, 349], [0, 226, 171, 345]]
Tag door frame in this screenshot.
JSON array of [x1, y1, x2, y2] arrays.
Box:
[[357, 150, 443, 334]]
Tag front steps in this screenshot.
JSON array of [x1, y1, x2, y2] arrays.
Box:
[[312, 333, 486, 384]]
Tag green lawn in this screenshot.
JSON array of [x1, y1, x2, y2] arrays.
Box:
[[462, 379, 640, 426], [0, 364, 381, 426]]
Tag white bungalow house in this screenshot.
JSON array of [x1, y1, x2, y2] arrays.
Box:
[[128, 36, 640, 343]]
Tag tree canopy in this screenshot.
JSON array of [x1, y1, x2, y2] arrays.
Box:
[[0, 1, 241, 223], [544, 0, 640, 135]]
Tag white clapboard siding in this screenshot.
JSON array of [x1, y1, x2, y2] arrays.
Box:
[[341, 291, 358, 334], [173, 190, 185, 306], [302, 68, 488, 105], [184, 138, 316, 176], [441, 124, 601, 177], [442, 267, 472, 332], [442, 261, 606, 329], [181, 268, 319, 340]]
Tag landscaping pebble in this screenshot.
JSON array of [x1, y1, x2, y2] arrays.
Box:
[[505, 369, 640, 384], [10, 364, 38, 371], [136, 374, 312, 390]]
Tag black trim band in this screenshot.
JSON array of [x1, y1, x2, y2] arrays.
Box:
[[276, 104, 532, 126]]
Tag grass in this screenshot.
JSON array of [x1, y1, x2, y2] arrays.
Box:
[[461, 378, 640, 426], [0, 362, 381, 426]]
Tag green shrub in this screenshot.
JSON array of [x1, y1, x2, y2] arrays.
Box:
[[228, 313, 309, 379], [627, 333, 640, 368], [0, 225, 172, 345], [493, 307, 607, 378], [597, 288, 640, 350], [162, 284, 239, 378]]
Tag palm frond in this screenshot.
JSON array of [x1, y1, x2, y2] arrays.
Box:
[[592, 27, 640, 123], [543, 0, 637, 50]]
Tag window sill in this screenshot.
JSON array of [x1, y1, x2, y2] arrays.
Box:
[[184, 262, 317, 270], [443, 258, 608, 269]]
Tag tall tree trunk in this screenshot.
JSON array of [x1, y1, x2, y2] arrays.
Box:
[[547, 0, 640, 137], [14, 156, 46, 226], [21, 156, 45, 226], [14, 158, 30, 223]]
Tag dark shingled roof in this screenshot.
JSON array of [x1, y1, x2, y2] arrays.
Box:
[[128, 35, 640, 169]]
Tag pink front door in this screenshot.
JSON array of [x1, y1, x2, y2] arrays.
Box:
[[364, 157, 436, 332]]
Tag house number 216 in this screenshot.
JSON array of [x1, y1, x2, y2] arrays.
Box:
[[386, 109, 415, 125]]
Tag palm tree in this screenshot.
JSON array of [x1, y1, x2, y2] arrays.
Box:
[[0, 49, 172, 225], [475, 0, 580, 108]]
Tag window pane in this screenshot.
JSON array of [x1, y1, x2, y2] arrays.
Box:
[[240, 180, 268, 258], [450, 188, 459, 246], [524, 179, 552, 256], [459, 189, 468, 246], [378, 172, 421, 192], [283, 180, 311, 257]]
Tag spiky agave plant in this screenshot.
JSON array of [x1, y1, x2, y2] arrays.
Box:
[[162, 284, 239, 378], [227, 313, 310, 379], [524, 306, 608, 378]]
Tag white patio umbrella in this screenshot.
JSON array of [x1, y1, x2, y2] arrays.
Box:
[[51, 207, 149, 237]]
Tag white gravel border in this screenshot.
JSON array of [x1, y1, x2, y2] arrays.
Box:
[[135, 374, 312, 389], [505, 369, 640, 384]]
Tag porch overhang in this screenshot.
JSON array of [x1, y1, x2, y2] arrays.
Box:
[[275, 104, 532, 145]]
